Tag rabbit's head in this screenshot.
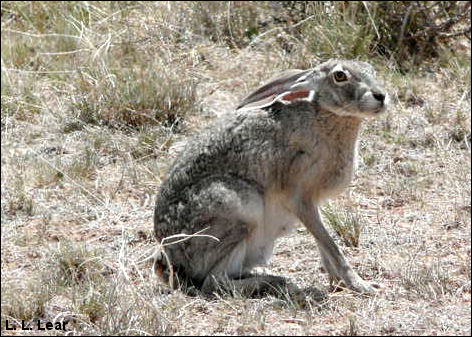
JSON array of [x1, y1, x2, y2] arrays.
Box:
[[237, 59, 388, 118]]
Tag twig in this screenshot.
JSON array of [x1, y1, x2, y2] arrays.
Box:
[[1, 67, 78, 74], [389, 2, 414, 64], [160, 227, 220, 247], [437, 28, 471, 39], [227, 1, 236, 48], [2, 28, 82, 39], [362, 1, 380, 40], [398, 3, 414, 49], [38, 49, 91, 56]]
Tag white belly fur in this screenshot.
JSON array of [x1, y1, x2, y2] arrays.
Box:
[[243, 191, 299, 270], [215, 190, 299, 277]]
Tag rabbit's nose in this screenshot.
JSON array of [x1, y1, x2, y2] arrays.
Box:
[[373, 92, 385, 102]]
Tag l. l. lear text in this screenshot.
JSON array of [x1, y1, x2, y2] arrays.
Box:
[[5, 319, 68, 331]]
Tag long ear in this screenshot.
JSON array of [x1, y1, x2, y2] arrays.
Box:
[[237, 69, 315, 111]]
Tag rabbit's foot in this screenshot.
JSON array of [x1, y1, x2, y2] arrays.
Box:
[[347, 279, 381, 294], [329, 273, 381, 295], [202, 273, 289, 298]]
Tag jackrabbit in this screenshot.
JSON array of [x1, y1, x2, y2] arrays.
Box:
[[154, 59, 388, 295]]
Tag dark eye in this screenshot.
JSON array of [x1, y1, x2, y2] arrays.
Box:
[[333, 71, 348, 82]]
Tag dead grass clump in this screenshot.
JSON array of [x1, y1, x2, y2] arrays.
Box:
[[70, 60, 198, 130], [45, 241, 106, 287], [1, 278, 49, 327], [3, 175, 35, 216], [2, 2, 201, 132], [180, 1, 273, 48], [322, 204, 364, 248], [400, 261, 457, 299], [29, 242, 112, 328], [1, 72, 45, 126], [299, 2, 377, 61]]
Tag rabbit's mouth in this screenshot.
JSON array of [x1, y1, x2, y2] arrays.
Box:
[[359, 105, 387, 117], [323, 99, 387, 118]]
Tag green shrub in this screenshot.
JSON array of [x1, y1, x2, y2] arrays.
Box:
[[283, 1, 471, 68]]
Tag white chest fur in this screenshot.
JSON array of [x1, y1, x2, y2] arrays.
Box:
[[243, 191, 299, 269]]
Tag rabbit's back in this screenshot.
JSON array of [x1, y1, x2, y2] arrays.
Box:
[[154, 110, 289, 238]]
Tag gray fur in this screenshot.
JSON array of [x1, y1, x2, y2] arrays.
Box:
[[154, 59, 388, 295]]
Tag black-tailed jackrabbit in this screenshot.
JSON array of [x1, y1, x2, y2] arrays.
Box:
[[154, 59, 388, 295]]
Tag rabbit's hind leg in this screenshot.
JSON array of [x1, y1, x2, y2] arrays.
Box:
[[172, 177, 265, 286], [164, 178, 302, 299], [201, 271, 308, 304], [201, 272, 288, 297]]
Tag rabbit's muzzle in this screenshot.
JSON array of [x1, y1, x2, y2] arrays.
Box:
[[359, 89, 389, 116]]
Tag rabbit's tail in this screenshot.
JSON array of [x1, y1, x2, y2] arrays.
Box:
[[153, 246, 179, 289]]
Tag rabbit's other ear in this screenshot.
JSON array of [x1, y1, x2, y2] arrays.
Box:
[[237, 69, 315, 111]]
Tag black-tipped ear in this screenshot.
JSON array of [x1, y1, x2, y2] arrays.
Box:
[[237, 69, 315, 111]]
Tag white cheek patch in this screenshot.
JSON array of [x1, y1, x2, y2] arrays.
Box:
[[384, 93, 391, 107], [362, 92, 376, 105]]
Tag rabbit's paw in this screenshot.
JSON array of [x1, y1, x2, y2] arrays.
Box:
[[349, 279, 383, 295]]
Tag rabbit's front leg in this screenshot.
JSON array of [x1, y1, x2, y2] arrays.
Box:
[[296, 200, 377, 294]]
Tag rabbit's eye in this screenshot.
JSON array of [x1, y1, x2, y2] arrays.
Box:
[[333, 71, 348, 83]]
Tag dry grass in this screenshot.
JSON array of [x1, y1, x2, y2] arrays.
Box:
[[1, 2, 471, 335]]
